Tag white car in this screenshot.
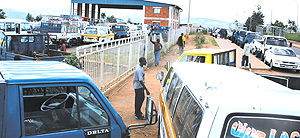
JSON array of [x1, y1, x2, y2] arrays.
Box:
[[264, 47, 300, 71]]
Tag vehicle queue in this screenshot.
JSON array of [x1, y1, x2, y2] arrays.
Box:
[[209, 26, 300, 73]]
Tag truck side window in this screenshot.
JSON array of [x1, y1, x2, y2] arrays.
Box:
[[166, 73, 183, 118], [172, 87, 203, 138], [162, 67, 173, 88], [22, 85, 109, 136], [76, 86, 109, 128]]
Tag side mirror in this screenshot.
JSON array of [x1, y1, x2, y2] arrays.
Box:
[[290, 42, 292, 47], [145, 97, 156, 124], [127, 97, 157, 130], [156, 71, 164, 83], [164, 61, 170, 71]]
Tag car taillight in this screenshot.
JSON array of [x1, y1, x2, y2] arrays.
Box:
[[62, 34, 65, 37]]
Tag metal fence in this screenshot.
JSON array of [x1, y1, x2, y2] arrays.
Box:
[[76, 27, 193, 93]]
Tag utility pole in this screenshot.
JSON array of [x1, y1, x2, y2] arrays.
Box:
[[187, 0, 191, 38], [295, 0, 298, 37]]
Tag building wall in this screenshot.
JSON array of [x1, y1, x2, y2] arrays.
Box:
[[144, 6, 169, 27]]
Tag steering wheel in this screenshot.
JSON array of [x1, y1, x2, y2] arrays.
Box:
[[41, 93, 70, 111]]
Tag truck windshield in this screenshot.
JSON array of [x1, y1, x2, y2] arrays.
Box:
[[273, 48, 297, 57], [266, 37, 287, 46], [112, 26, 125, 31], [247, 33, 256, 38], [84, 28, 97, 35]]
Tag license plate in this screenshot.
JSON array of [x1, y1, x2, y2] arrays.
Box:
[[89, 39, 92, 41]]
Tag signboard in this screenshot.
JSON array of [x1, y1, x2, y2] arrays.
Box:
[[222, 115, 300, 138]]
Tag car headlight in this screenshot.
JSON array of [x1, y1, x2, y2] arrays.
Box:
[[274, 59, 282, 63]]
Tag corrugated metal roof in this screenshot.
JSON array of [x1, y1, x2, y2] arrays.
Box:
[[71, 0, 182, 10], [0, 61, 92, 85]]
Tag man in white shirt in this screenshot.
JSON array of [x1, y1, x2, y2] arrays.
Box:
[[242, 40, 251, 67], [133, 57, 150, 120]]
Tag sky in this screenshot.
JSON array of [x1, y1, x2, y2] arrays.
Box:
[[1, 0, 299, 25]]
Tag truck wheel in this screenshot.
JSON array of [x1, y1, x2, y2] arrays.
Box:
[[68, 41, 72, 48]]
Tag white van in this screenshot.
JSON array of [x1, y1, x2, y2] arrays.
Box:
[[126, 24, 138, 37], [82, 26, 114, 43], [157, 62, 300, 138]]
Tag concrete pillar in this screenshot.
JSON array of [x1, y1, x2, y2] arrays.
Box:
[[97, 5, 101, 20], [77, 3, 82, 16], [85, 3, 89, 17], [91, 4, 95, 20]]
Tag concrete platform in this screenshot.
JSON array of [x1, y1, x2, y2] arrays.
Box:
[[214, 37, 270, 70]]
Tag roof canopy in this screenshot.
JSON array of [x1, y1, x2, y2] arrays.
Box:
[[71, 0, 181, 10]]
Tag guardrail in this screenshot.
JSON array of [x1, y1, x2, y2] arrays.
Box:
[[76, 27, 194, 93]]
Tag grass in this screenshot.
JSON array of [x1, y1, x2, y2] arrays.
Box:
[[285, 33, 300, 42]]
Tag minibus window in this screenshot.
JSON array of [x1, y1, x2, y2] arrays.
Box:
[[166, 73, 183, 118], [172, 87, 203, 138], [162, 67, 173, 88]]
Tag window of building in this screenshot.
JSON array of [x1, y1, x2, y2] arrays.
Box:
[[154, 7, 161, 14]]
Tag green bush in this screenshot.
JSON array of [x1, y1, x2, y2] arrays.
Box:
[[285, 33, 300, 42], [194, 33, 206, 49], [202, 29, 208, 34], [62, 53, 82, 69]]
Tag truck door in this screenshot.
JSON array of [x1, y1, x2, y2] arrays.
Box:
[[20, 84, 124, 138], [0, 80, 5, 138]]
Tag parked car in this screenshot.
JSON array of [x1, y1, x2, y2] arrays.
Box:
[[241, 31, 257, 48], [126, 24, 139, 37], [264, 47, 300, 71], [236, 30, 247, 46], [255, 35, 290, 60], [249, 33, 264, 55]]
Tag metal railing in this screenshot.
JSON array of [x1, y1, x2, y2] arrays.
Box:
[[76, 27, 192, 93]]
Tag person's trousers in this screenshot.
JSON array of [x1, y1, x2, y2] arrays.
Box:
[[241, 55, 249, 67], [134, 88, 145, 117], [179, 46, 184, 55], [154, 50, 161, 65]]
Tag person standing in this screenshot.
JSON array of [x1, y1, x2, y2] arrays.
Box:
[[150, 38, 163, 66], [60, 43, 67, 52], [241, 40, 251, 67], [177, 33, 185, 55], [133, 57, 150, 120]]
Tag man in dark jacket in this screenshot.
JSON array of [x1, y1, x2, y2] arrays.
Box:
[[177, 33, 185, 55]]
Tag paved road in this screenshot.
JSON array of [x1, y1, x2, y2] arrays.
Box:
[[214, 37, 270, 70]]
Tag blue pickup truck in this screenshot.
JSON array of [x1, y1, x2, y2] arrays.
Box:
[[0, 34, 70, 61], [111, 25, 129, 39], [0, 61, 157, 138]]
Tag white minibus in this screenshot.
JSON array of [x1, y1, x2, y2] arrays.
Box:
[[157, 62, 300, 138], [0, 19, 31, 34]]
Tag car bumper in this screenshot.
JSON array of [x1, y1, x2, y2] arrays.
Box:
[[273, 63, 300, 70]]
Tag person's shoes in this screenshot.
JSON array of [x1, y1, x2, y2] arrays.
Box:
[[155, 64, 157, 66], [136, 115, 145, 120]]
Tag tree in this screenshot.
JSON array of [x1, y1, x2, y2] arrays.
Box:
[[0, 9, 6, 19], [106, 15, 117, 23], [288, 19, 297, 33], [26, 13, 34, 22], [271, 20, 285, 28], [35, 15, 42, 22], [244, 5, 265, 31]]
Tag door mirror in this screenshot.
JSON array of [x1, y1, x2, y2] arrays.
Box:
[[156, 71, 164, 83], [164, 61, 170, 71], [290, 42, 292, 47], [145, 97, 155, 124]]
